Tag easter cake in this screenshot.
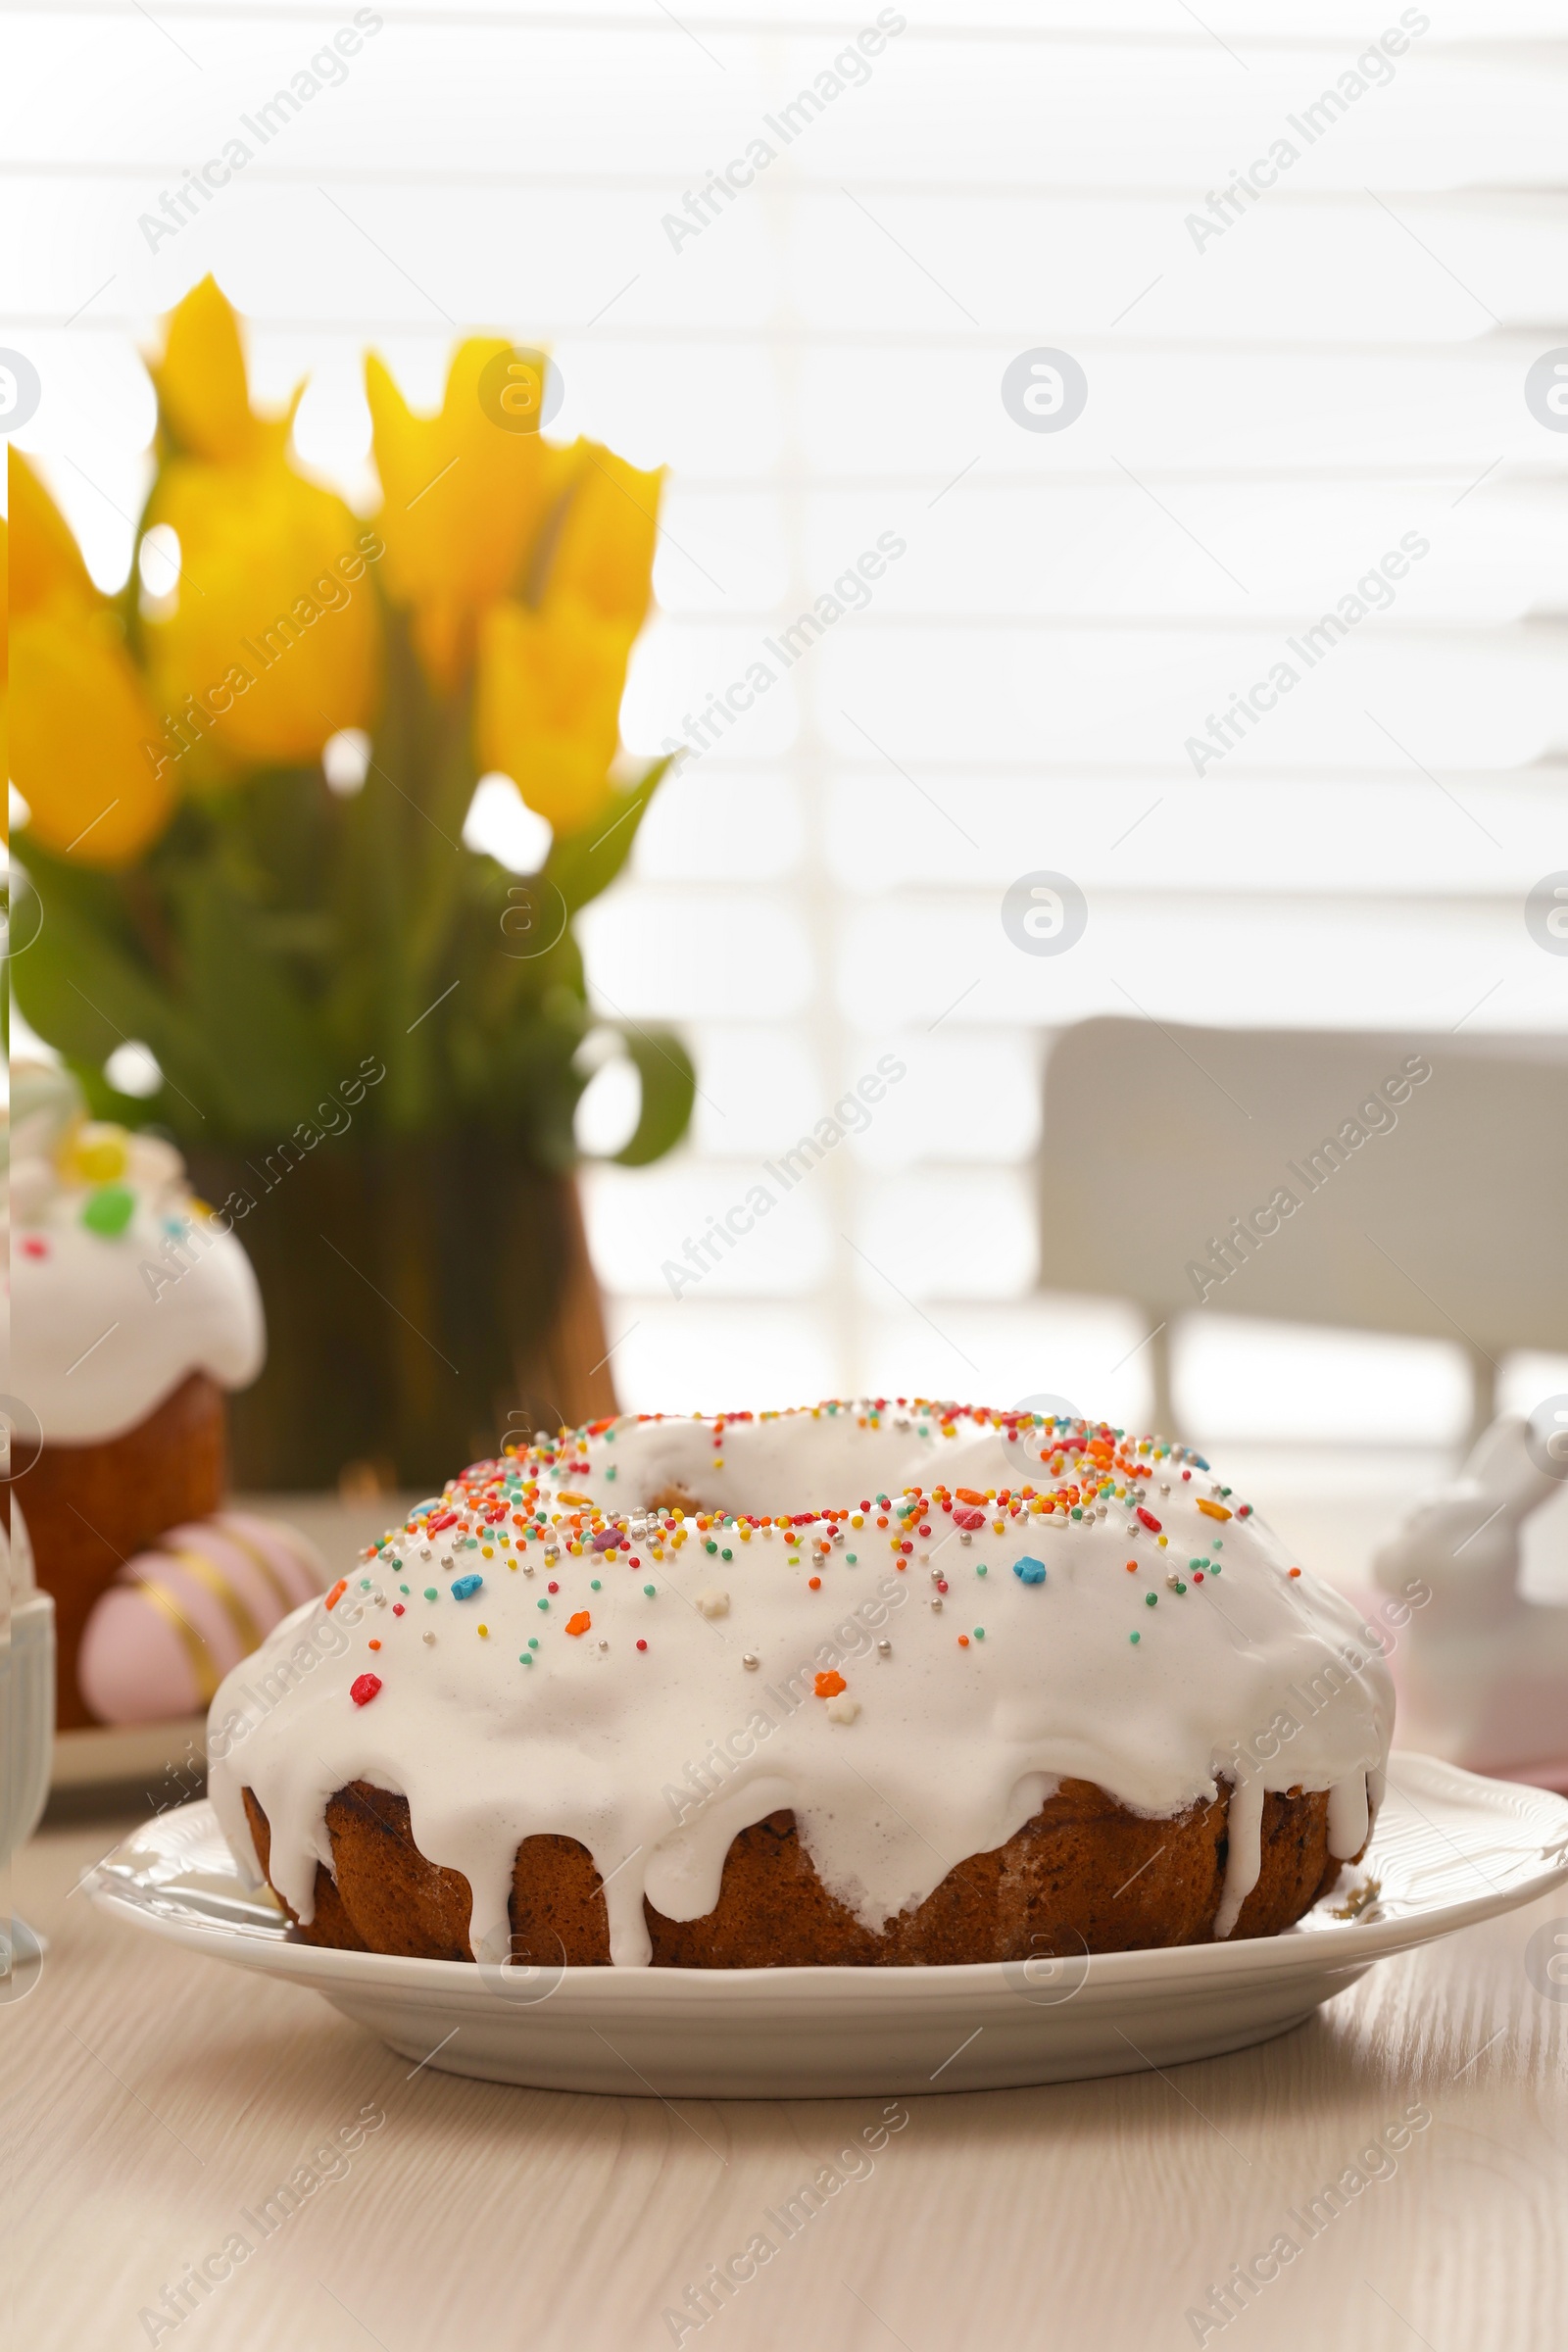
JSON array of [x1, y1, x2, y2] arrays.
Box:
[[9, 1062, 268, 1726], [209, 1404, 1393, 1969]]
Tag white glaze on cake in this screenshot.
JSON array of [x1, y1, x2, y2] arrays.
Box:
[[7, 1063, 264, 1445], [207, 1404, 1395, 1967]]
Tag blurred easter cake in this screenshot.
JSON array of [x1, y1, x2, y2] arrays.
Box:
[[8, 1060, 322, 1733]]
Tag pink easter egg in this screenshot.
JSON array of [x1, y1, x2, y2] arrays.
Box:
[[78, 1513, 326, 1726]]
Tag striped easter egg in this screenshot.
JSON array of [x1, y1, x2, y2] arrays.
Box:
[[77, 1513, 326, 1726]]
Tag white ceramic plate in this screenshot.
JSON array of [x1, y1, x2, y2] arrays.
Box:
[[89, 1753, 1568, 2098]]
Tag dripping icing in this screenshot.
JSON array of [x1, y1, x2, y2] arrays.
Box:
[[206, 1404, 1394, 1962]]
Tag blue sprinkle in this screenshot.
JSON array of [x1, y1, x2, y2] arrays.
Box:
[[451, 1573, 484, 1599], [1190, 1454, 1209, 1471], [1012, 1556, 1047, 1586]]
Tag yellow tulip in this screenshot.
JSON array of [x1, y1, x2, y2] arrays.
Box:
[[138, 281, 378, 770], [9, 446, 94, 616], [12, 604, 172, 865], [366, 338, 577, 691], [147, 274, 283, 466], [474, 595, 634, 833], [8, 452, 172, 865], [547, 443, 664, 632], [143, 458, 381, 770]]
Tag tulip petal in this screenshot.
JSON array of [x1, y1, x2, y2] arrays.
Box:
[[474, 596, 633, 833], [367, 338, 576, 690], [9, 449, 94, 617], [547, 443, 664, 633], [148, 275, 264, 465], [143, 460, 382, 768], [12, 609, 173, 866]]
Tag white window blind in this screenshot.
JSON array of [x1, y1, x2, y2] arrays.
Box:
[[10, 0, 1567, 1446]]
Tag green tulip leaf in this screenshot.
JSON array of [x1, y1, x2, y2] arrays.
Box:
[[11, 846, 223, 1129], [543, 758, 672, 916], [606, 1024, 697, 1167]]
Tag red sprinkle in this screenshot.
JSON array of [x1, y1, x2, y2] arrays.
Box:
[[1136, 1507, 1161, 1532], [427, 1512, 458, 1534], [548, 1581, 560, 1593], [392, 1603, 405, 1616], [953, 1506, 986, 1532], [350, 1673, 381, 1706], [368, 1639, 381, 1651], [1288, 1566, 1301, 1578], [808, 1575, 822, 1590], [324, 1578, 347, 1611], [636, 1639, 648, 1652]]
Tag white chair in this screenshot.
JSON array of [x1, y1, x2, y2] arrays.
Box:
[[1037, 1018, 1568, 1445]]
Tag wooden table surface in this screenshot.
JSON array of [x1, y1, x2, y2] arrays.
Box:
[[12, 1468, 1567, 2352], [8, 1798, 1567, 2352]]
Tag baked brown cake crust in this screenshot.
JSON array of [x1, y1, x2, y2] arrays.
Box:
[[24, 1372, 227, 1730], [242, 1774, 1350, 1969]]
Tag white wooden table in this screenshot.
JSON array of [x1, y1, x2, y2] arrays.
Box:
[[8, 1800, 1567, 2352], [14, 1463, 1568, 2351]]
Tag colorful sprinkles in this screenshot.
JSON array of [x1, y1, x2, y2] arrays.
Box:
[[339, 1405, 1267, 1702]]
